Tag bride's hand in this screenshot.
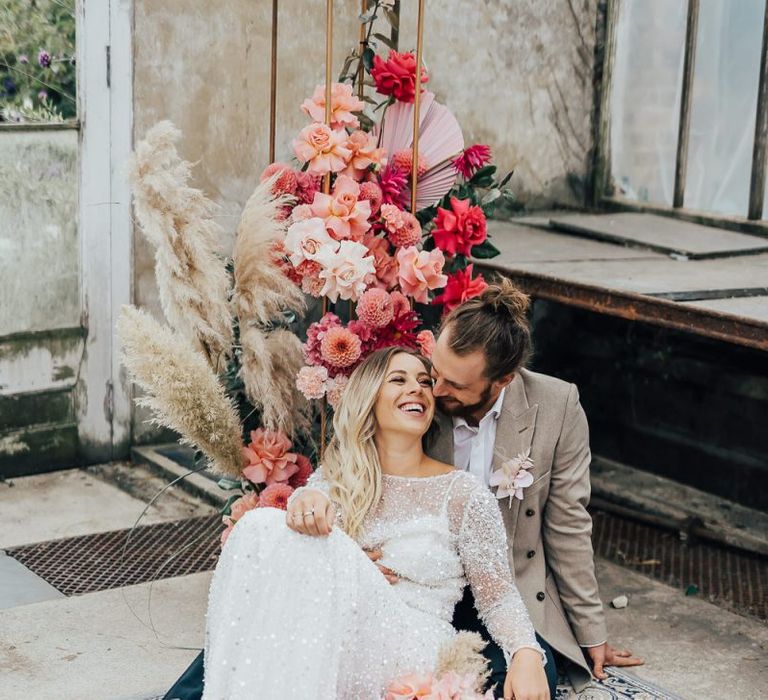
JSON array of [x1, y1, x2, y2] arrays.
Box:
[[286, 489, 336, 537], [503, 647, 549, 700]]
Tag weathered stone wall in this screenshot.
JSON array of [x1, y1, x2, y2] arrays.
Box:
[[131, 0, 599, 440]]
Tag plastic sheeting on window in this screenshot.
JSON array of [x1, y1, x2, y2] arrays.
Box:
[[610, 0, 687, 207], [610, 0, 767, 219], [685, 0, 765, 217]]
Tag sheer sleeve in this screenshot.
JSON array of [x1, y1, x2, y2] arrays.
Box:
[[457, 481, 545, 664]]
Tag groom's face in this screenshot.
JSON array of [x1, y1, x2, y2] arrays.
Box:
[[430, 328, 502, 422]]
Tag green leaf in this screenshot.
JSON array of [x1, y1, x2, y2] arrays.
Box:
[[383, 7, 400, 30], [373, 33, 395, 50], [422, 236, 436, 251], [362, 47, 376, 71], [470, 240, 500, 259], [499, 170, 514, 188], [416, 205, 438, 227], [469, 165, 497, 188], [481, 188, 502, 206], [217, 477, 242, 491], [220, 493, 242, 517]]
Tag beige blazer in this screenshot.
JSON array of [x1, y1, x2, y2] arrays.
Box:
[[430, 368, 606, 690]]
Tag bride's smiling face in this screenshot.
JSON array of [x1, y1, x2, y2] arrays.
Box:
[[373, 352, 435, 437]]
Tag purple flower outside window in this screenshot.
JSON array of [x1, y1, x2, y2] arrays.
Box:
[[38, 50, 52, 68]]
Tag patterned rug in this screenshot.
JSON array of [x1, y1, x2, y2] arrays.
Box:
[[556, 668, 686, 700]]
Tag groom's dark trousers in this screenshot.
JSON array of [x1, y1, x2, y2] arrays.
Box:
[[162, 587, 557, 700], [453, 587, 558, 700]]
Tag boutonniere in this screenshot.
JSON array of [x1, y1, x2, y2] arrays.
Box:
[[489, 450, 534, 508]]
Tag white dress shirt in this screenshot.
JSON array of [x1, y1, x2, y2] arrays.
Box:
[[452, 387, 506, 486]]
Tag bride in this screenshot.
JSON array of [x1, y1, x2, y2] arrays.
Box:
[[203, 347, 549, 700]]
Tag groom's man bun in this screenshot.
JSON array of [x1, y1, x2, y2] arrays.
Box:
[[441, 277, 532, 381]]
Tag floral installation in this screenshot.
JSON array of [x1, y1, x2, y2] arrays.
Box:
[[383, 670, 495, 700], [489, 449, 535, 507], [258, 2, 514, 415]]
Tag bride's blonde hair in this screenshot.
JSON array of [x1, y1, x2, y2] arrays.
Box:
[[322, 346, 430, 540]]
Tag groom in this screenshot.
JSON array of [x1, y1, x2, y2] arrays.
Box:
[[423, 278, 643, 694]]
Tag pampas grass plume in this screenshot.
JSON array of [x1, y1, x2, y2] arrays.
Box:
[[233, 178, 305, 327], [130, 121, 233, 372], [435, 631, 490, 692], [118, 305, 243, 477]]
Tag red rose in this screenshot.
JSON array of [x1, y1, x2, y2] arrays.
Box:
[[432, 264, 488, 313], [431, 197, 487, 256], [371, 50, 429, 103]]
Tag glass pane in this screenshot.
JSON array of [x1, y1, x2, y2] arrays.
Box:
[[0, 130, 79, 335], [0, 0, 77, 123], [685, 0, 765, 216], [610, 0, 687, 206]]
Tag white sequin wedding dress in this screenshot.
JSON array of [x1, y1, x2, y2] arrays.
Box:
[[203, 470, 543, 700]]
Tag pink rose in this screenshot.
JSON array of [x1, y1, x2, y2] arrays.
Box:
[[284, 217, 339, 266], [293, 123, 351, 176], [363, 233, 399, 290], [241, 428, 299, 486], [301, 82, 364, 130], [315, 239, 376, 302], [416, 330, 436, 359], [310, 174, 372, 241], [342, 130, 387, 180], [396, 246, 448, 303], [371, 50, 429, 103], [384, 672, 434, 700], [431, 197, 488, 256]]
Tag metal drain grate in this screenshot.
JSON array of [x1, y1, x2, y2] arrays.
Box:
[[590, 508, 768, 621], [6, 515, 221, 596]]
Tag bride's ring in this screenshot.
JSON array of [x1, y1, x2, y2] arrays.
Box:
[[302, 510, 315, 518]]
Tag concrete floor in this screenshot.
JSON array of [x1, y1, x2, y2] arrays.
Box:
[[0, 466, 765, 699]]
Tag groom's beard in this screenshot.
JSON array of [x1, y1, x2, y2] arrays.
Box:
[[436, 383, 494, 422]]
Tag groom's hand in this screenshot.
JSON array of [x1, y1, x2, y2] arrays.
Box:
[[364, 549, 399, 584], [585, 642, 643, 679]]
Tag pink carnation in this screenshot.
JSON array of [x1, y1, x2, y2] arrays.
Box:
[[326, 375, 349, 410], [301, 82, 364, 130], [221, 491, 260, 544], [396, 246, 448, 303], [295, 365, 329, 400], [359, 181, 383, 216], [258, 483, 294, 510], [390, 290, 411, 319], [296, 172, 321, 204], [356, 288, 395, 328], [320, 326, 363, 368], [260, 162, 299, 196], [288, 454, 313, 488], [416, 330, 435, 358], [241, 428, 299, 486]]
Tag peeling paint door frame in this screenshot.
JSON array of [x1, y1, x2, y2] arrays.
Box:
[[76, 0, 133, 461]]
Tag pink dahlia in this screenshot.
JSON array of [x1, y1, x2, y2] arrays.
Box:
[[260, 162, 299, 196], [452, 144, 493, 179], [356, 288, 395, 328], [295, 172, 322, 204], [258, 483, 294, 510], [288, 454, 313, 488], [416, 329, 436, 359], [320, 326, 362, 368], [379, 165, 408, 205], [390, 149, 428, 179], [295, 365, 328, 400], [304, 313, 342, 366], [241, 428, 299, 486], [359, 181, 383, 216], [381, 203, 421, 248]]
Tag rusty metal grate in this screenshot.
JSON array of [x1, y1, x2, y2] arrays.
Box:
[[6, 515, 221, 596], [590, 508, 768, 621]]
